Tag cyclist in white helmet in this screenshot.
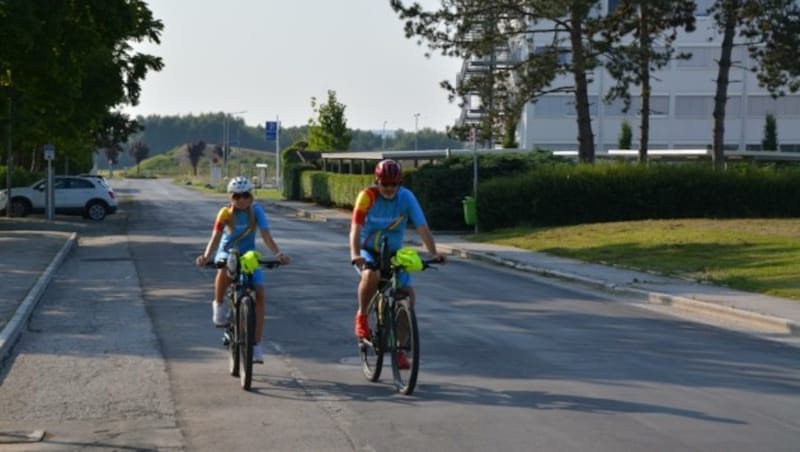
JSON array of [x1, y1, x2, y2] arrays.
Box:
[[195, 176, 290, 363]]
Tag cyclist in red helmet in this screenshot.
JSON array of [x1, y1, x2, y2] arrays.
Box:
[[350, 159, 446, 367]]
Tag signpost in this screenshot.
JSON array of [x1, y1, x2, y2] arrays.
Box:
[[265, 118, 280, 190], [471, 128, 478, 233], [43, 144, 55, 220]]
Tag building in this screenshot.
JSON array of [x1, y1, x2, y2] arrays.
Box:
[[457, 1, 800, 153]]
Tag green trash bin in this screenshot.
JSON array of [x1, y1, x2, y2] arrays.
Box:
[[462, 196, 476, 226]]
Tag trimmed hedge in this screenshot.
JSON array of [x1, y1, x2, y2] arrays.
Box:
[[478, 163, 800, 231], [283, 153, 800, 232]]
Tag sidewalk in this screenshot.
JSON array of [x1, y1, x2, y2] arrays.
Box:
[[2, 199, 800, 365]]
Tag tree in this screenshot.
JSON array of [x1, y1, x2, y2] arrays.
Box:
[[618, 119, 633, 149], [307, 90, 351, 151], [762, 113, 778, 151], [391, 0, 606, 162], [599, 0, 696, 164], [709, 0, 800, 170], [0, 0, 163, 173], [129, 140, 150, 176], [185, 140, 206, 176]]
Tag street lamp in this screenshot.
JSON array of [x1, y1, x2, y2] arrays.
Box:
[[414, 113, 420, 151], [222, 110, 247, 180], [382, 121, 387, 150]]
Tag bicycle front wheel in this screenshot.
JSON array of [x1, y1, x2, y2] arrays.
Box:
[[359, 294, 384, 382], [239, 294, 256, 390], [228, 302, 240, 377], [392, 298, 419, 395]]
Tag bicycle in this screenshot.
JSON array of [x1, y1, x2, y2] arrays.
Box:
[[212, 250, 281, 391], [356, 238, 440, 395]]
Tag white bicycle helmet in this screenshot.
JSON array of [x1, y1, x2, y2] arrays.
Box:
[[227, 176, 253, 194]]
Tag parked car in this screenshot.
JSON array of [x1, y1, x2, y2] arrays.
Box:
[[0, 175, 118, 220]]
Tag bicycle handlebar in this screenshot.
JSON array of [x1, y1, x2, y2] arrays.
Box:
[[205, 259, 282, 269]]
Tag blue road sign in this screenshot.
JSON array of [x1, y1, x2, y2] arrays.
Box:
[[265, 121, 278, 140]]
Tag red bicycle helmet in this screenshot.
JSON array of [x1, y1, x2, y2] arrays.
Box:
[[374, 159, 402, 184]]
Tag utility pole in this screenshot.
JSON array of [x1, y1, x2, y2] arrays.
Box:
[[414, 113, 420, 151]]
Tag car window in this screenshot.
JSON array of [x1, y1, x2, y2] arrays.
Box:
[[71, 178, 95, 189], [53, 178, 69, 189]]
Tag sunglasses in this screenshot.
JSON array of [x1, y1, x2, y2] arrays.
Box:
[[232, 192, 252, 200], [379, 182, 399, 188]]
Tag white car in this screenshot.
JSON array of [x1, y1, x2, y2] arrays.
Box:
[[0, 175, 118, 220]]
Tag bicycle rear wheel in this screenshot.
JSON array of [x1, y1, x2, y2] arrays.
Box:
[[392, 298, 419, 395], [239, 294, 255, 390], [359, 294, 384, 382]]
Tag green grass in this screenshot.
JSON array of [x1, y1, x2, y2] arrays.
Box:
[[175, 175, 284, 201], [474, 219, 800, 301]]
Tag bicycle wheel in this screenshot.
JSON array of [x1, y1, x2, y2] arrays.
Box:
[[228, 300, 240, 377], [359, 294, 384, 382], [239, 294, 255, 390], [392, 298, 419, 395]]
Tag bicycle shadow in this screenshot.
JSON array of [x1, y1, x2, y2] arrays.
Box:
[[243, 373, 744, 425]]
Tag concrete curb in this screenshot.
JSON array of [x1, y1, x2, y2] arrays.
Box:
[[627, 287, 800, 336], [436, 242, 800, 337], [0, 232, 78, 365]]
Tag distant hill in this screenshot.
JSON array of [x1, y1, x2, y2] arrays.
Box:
[[100, 113, 465, 170]]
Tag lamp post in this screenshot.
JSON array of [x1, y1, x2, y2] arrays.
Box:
[[382, 121, 387, 150], [222, 110, 247, 180], [414, 113, 420, 151]]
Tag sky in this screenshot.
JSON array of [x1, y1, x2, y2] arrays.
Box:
[[124, 0, 463, 133]]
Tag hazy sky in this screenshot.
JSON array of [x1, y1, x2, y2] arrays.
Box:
[[124, 0, 463, 132]]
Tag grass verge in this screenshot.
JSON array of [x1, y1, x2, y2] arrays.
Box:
[[474, 218, 800, 301]]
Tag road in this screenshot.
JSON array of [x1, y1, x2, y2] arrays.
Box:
[[1, 178, 798, 451]]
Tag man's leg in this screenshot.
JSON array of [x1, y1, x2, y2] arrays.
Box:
[[212, 269, 231, 325], [355, 269, 379, 338]]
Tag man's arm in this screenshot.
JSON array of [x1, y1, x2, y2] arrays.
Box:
[[259, 229, 290, 264], [350, 222, 364, 264], [415, 224, 447, 263]]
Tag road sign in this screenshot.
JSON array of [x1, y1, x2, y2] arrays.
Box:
[[265, 121, 278, 140], [43, 144, 55, 161]]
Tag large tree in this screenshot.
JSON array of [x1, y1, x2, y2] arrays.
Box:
[[391, 0, 606, 162], [185, 140, 206, 177], [0, 0, 163, 174], [708, 0, 800, 170], [129, 139, 150, 176], [599, 0, 696, 164], [307, 90, 352, 151]]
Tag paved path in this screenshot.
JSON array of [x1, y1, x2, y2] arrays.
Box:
[[2, 197, 800, 367]]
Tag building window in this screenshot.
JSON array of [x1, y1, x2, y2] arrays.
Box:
[[748, 95, 800, 117], [534, 95, 598, 116], [677, 47, 714, 68], [605, 96, 669, 116], [675, 95, 714, 117], [727, 96, 742, 118]]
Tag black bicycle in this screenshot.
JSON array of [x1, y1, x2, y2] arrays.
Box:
[[357, 239, 439, 395], [213, 250, 280, 391]]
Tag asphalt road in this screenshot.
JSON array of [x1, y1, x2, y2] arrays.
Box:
[[1, 178, 798, 451]]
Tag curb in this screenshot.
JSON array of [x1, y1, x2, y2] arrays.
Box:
[[436, 243, 800, 337], [0, 232, 78, 365]]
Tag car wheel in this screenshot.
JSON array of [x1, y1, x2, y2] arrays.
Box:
[[85, 201, 108, 220], [10, 198, 31, 217]]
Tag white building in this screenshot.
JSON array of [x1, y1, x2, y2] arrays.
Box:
[[458, 1, 800, 153]]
